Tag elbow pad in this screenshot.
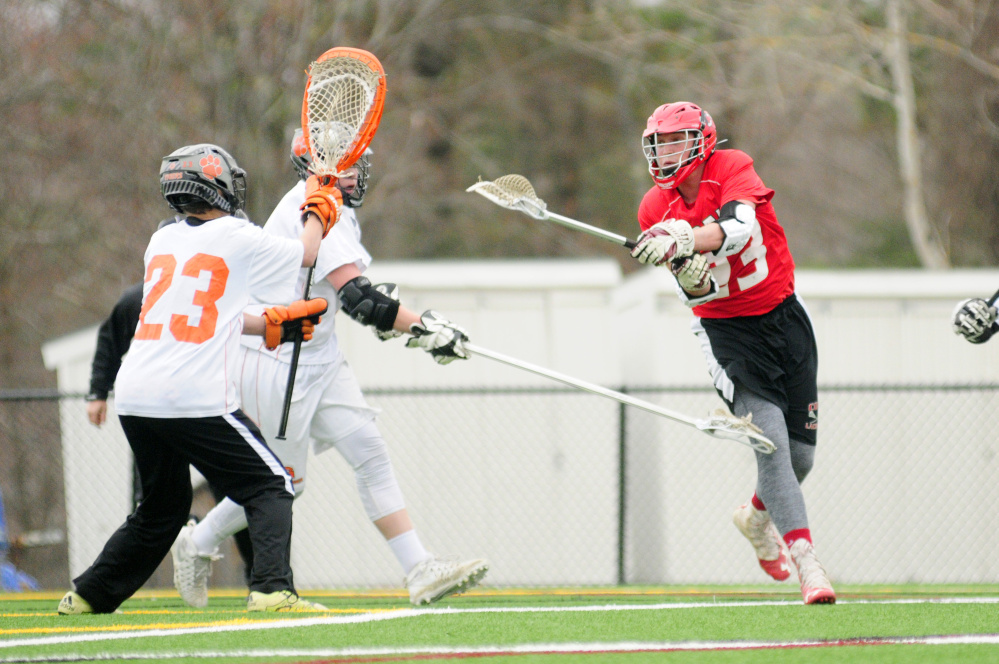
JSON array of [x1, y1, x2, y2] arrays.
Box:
[[712, 200, 756, 258], [338, 276, 400, 332]]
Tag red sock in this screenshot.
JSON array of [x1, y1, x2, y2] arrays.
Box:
[[784, 528, 812, 548], [751, 494, 767, 511]]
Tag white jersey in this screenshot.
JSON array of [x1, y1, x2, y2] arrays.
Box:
[[115, 216, 303, 418], [240, 180, 372, 366]]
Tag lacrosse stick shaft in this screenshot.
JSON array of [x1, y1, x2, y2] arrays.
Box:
[[466, 179, 637, 250], [464, 342, 772, 453], [276, 265, 315, 439], [466, 343, 695, 425], [543, 211, 637, 250], [988, 287, 999, 306]]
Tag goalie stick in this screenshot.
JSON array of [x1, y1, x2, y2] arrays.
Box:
[[467, 174, 638, 250], [464, 342, 776, 454], [277, 47, 387, 439]]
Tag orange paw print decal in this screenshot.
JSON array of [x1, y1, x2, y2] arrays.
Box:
[[292, 132, 309, 159], [200, 155, 223, 180]]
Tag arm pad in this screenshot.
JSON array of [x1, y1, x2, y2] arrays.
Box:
[[339, 276, 400, 332], [712, 200, 756, 258]]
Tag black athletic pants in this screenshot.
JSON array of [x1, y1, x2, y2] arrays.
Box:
[[72, 411, 295, 613], [208, 484, 256, 585]]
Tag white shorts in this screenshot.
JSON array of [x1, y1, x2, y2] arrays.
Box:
[[238, 349, 380, 491]]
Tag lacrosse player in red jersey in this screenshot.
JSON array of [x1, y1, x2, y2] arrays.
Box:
[[172, 131, 487, 609], [630, 102, 835, 605], [58, 143, 338, 615]]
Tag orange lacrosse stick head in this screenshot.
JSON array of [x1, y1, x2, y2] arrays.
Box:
[[301, 47, 386, 177]]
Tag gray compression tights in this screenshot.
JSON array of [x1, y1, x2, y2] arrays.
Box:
[[732, 387, 814, 535]]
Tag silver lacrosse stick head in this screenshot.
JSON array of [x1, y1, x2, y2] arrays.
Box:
[[696, 409, 776, 454]]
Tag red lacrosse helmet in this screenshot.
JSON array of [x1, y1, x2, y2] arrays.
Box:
[[642, 102, 718, 189]]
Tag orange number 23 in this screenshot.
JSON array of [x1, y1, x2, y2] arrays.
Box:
[[134, 253, 230, 344]]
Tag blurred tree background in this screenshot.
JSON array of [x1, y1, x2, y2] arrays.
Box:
[[2, 0, 998, 391]]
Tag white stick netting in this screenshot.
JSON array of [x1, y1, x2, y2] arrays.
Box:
[[701, 409, 773, 453], [472, 174, 547, 211], [305, 58, 381, 176]]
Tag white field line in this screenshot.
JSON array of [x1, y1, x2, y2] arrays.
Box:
[[3, 597, 999, 652], [3, 634, 999, 662]]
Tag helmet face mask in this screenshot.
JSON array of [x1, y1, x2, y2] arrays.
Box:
[[339, 149, 371, 208], [160, 144, 246, 215], [644, 131, 702, 181], [289, 128, 372, 207], [642, 102, 717, 190]]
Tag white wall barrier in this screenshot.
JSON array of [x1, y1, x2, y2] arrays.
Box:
[[42, 262, 999, 586]]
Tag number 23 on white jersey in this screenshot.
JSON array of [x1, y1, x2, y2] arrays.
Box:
[[135, 253, 230, 344]]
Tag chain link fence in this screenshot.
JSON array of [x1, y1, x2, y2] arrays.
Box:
[[2, 384, 997, 591]]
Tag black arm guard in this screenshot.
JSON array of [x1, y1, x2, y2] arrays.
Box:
[[338, 276, 400, 332]]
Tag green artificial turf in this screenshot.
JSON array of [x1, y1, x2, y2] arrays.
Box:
[[2, 586, 998, 663]]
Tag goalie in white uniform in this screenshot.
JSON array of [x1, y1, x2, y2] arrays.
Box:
[[173, 132, 488, 608]]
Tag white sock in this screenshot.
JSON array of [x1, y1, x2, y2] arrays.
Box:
[[388, 530, 431, 574], [192, 498, 248, 556]]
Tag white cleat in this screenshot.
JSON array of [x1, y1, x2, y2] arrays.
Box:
[[405, 555, 489, 606], [790, 539, 836, 605], [171, 520, 221, 608], [733, 503, 791, 582]]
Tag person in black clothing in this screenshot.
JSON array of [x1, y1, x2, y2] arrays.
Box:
[[83, 219, 255, 584], [85, 282, 144, 427]]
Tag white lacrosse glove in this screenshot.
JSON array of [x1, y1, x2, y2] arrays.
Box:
[[371, 283, 404, 341], [952, 297, 997, 344], [405, 310, 470, 364], [631, 219, 695, 267], [671, 253, 715, 293]]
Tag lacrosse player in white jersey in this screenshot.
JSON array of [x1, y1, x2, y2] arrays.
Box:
[[173, 132, 488, 608], [59, 143, 340, 615]]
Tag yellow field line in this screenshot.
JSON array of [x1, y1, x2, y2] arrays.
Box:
[[0, 606, 399, 629]]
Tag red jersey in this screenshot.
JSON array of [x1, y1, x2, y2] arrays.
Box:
[[638, 149, 795, 318]]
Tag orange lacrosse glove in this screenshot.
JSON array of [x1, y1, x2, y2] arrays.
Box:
[[263, 298, 329, 350], [299, 175, 342, 238]]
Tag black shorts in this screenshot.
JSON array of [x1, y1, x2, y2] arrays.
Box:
[[695, 294, 819, 445]]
